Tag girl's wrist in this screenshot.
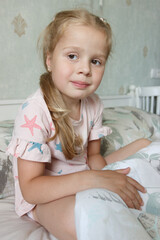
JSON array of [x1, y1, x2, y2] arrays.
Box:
[[82, 170, 100, 190], [78, 170, 96, 190]]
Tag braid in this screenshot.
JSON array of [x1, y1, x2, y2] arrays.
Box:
[[40, 73, 83, 159]]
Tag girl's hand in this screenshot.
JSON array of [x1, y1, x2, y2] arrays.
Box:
[[91, 167, 146, 210]]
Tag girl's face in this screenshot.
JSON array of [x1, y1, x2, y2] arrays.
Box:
[[46, 24, 107, 104]]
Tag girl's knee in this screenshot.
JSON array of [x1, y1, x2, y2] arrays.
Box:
[[34, 198, 77, 240]]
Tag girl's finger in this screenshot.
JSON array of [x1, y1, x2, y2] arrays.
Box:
[[128, 177, 146, 193], [117, 190, 135, 209], [115, 167, 130, 175], [127, 182, 144, 206], [124, 186, 142, 210]]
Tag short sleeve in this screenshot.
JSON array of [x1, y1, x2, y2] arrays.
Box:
[[7, 98, 52, 163], [88, 94, 112, 141]]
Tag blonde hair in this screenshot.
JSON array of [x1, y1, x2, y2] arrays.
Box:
[[38, 9, 112, 159]]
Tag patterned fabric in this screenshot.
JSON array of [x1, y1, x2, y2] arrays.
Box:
[[7, 89, 111, 216], [103, 142, 160, 216], [101, 106, 160, 156], [138, 212, 160, 240], [0, 120, 14, 198]]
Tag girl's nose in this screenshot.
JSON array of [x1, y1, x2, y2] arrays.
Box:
[[78, 60, 91, 76]]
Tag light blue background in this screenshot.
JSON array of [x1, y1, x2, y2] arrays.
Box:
[[0, 0, 160, 99]]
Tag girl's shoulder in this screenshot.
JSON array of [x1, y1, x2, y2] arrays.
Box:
[[13, 89, 53, 142], [23, 88, 45, 106], [15, 89, 52, 126], [21, 89, 49, 115]]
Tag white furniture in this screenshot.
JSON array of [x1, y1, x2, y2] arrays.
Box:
[[135, 86, 160, 115]]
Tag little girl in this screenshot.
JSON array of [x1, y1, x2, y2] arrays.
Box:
[[7, 9, 148, 240]]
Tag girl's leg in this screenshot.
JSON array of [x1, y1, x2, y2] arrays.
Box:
[[34, 195, 77, 240], [105, 138, 151, 164]]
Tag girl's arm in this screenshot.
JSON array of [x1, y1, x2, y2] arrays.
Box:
[[18, 143, 108, 204], [105, 138, 151, 165], [87, 139, 106, 170], [18, 158, 93, 204], [18, 136, 106, 205], [18, 139, 146, 210]]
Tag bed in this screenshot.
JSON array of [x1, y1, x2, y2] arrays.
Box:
[[0, 92, 160, 240]]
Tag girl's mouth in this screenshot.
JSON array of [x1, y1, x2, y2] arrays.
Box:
[[71, 81, 90, 89]]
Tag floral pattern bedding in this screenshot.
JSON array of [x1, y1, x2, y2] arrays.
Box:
[[101, 106, 160, 156]]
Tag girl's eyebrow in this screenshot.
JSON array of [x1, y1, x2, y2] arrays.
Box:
[[62, 46, 81, 51], [63, 46, 106, 59]]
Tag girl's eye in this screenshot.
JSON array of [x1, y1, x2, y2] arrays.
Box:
[[68, 54, 78, 60], [92, 59, 101, 65]]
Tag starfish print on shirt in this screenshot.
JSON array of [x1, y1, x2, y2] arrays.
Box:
[[22, 101, 29, 110], [21, 115, 41, 136], [28, 142, 43, 154], [56, 143, 62, 152]]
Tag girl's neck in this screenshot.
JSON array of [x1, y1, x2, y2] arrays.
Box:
[[62, 96, 81, 121]]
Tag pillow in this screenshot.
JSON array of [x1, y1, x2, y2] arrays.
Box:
[[0, 120, 14, 198], [101, 106, 160, 157], [124, 106, 160, 141]]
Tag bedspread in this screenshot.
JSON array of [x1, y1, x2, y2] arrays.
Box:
[[75, 141, 160, 240]]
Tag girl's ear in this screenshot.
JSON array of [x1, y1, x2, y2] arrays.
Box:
[[46, 53, 52, 72]]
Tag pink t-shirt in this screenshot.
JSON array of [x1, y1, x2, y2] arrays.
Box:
[[7, 89, 111, 216]]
